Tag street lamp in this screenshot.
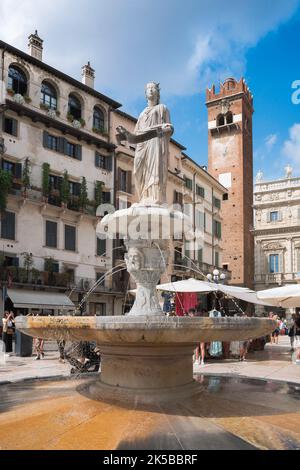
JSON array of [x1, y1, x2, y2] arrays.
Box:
[[206, 269, 226, 284]]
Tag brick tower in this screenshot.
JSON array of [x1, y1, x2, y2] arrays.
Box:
[[206, 77, 254, 287]]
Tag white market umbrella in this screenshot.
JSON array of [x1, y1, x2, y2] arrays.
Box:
[[257, 284, 300, 308], [156, 278, 217, 293]]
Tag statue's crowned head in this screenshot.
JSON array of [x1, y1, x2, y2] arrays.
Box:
[[145, 82, 160, 104]]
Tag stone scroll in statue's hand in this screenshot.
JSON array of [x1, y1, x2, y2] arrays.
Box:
[[116, 124, 173, 145]]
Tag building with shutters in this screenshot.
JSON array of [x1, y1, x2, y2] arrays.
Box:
[[0, 31, 228, 317], [253, 168, 300, 307], [0, 31, 124, 316]]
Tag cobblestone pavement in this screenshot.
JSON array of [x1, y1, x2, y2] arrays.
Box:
[[0, 336, 299, 385]]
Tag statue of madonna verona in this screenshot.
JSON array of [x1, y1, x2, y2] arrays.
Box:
[[116, 82, 174, 205]]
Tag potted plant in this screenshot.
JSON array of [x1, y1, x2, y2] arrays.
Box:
[[79, 177, 88, 211], [24, 95, 31, 103], [79, 118, 85, 127], [18, 267, 28, 284], [0, 169, 12, 214], [56, 110, 60, 117], [22, 158, 31, 198], [44, 257, 57, 285], [94, 180, 104, 214], [60, 170, 70, 208], [40, 102, 50, 111], [67, 112, 74, 122], [6, 88, 15, 97], [42, 163, 50, 202], [21, 252, 34, 282], [31, 268, 40, 285]]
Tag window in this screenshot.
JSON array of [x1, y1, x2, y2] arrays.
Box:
[[102, 191, 111, 203], [68, 94, 81, 120], [197, 248, 203, 264], [217, 114, 225, 126], [96, 272, 105, 287], [213, 197, 221, 209], [8, 65, 27, 95], [213, 220, 222, 239], [69, 181, 80, 197], [3, 117, 18, 136], [226, 112, 233, 124], [41, 81, 57, 109], [47, 134, 58, 151], [49, 174, 62, 191], [269, 254, 279, 273], [95, 153, 112, 171], [195, 210, 206, 230], [196, 185, 205, 198], [95, 302, 106, 316], [118, 169, 132, 193], [1, 211, 15, 240], [44, 260, 59, 273], [65, 225, 76, 251], [184, 177, 193, 191], [1, 159, 22, 179], [215, 252, 220, 268], [270, 211, 279, 222], [173, 190, 183, 206], [45, 220, 57, 248], [66, 142, 76, 158], [93, 107, 105, 131], [97, 238, 106, 256]]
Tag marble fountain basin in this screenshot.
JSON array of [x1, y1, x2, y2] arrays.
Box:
[[15, 315, 276, 404]]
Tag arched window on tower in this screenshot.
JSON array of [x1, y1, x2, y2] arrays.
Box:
[[226, 112, 233, 124], [41, 81, 57, 109], [68, 93, 82, 120], [217, 114, 225, 127], [93, 106, 105, 132], [8, 65, 27, 95]]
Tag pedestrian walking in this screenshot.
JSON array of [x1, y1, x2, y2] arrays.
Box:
[[239, 340, 251, 361], [34, 337, 44, 360], [57, 340, 66, 363]]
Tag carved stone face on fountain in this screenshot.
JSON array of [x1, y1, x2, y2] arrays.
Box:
[[125, 247, 143, 272]]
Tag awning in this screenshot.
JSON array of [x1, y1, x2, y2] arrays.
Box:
[[7, 289, 76, 310]]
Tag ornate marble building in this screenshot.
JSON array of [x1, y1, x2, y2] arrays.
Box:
[[254, 166, 300, 302]]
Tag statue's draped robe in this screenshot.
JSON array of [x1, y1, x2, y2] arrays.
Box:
[[134, 104, 171, 205]]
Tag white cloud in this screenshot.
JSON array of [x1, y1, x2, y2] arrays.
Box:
[[282, 123, 300, 171], [0, 0, 299, 105], [265, 133, 278, 150]]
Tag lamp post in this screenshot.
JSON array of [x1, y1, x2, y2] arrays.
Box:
[[206, 269, 226, 284]]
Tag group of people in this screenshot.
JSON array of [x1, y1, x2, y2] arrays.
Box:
[[186, 307, 251, 365]]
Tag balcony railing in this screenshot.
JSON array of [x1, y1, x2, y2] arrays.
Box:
[[0, 268, 122, 293], [255, 272, 300, 285]]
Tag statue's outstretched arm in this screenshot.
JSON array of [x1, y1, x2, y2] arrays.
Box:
[[116, 124, 173, 145]]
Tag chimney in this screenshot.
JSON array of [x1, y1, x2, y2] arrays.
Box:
[[28, 30, 43, 61], [81, 61, 95, 88]]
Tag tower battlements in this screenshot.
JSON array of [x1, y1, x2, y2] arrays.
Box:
[[206, 77, 253, 107]]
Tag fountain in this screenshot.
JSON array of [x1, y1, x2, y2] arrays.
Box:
[[15, 83, 275, 405]]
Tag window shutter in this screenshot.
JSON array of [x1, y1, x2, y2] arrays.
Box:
[[43, 130, 48, 148], [107, 155, 112, 171], [1, 211, 15, 240], [97, 238, 106, 256], [95, 153, 100, 168], [279, 253, 284, 273], [12, 257, 19, 267], [14, 163, 22, 179], [117, 168, 122, 191], [267, 212, 271, 223], [126, 171, 132, 194], [278, 211, 283, 221], [58, 137, 65, 154], [65, 225, 76, 251], [12, 118, 18, 137], [198, 248, 203, 264], [46, 221, 57, 248], [75, 144, 82, 161]]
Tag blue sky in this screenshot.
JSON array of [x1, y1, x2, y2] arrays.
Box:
[[1, 0, 300, 180]]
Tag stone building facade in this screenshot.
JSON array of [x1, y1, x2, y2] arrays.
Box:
[[0, 32, 228, 317], [206, 78, 254, 288], [254, 169, 300, 304]]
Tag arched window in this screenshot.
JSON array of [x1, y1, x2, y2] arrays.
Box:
[[41, 81, 57, 109], [68, 93, 82, 120], [226, 112, 233, 124], [217, 114, 225, 127], [93, 106, 105, 132], [8, 65, 27, 95]]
